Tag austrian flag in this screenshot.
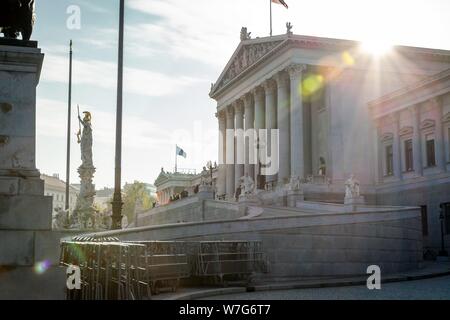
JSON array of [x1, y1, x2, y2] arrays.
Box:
[[272, 0, 288, 9]]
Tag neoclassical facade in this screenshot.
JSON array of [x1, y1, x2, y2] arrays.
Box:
[[210, 30, 450, 252]]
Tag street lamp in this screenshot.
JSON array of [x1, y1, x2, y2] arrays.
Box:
[[111, 0, 125, 230], [438, 204, 448, 257]]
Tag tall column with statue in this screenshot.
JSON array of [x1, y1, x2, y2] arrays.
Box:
[[71, 110, 97, 229]]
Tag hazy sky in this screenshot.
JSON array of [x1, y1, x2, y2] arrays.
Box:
[[33, 0, 450, 188]]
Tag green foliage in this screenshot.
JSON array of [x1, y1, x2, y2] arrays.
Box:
[[122, 181, 155, 223]]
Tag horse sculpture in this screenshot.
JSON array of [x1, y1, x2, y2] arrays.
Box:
[[0, 0, 35, 40]]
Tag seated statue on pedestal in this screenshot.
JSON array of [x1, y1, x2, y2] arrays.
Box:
[[345, 174, 360, 199], [240, 174, 255, 195], [0, 0, 35, 40]]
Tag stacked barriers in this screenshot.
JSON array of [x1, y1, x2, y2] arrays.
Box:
[[60, 238, 268, 300], [60, 238, 189, 300]]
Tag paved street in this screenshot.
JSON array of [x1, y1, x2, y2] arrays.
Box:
[[202, 276, 450, 300]]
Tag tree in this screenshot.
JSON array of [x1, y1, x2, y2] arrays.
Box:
[[122, 181, 155, 224]]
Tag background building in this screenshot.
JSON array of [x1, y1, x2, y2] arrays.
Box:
[[41, 173, 79, 214]]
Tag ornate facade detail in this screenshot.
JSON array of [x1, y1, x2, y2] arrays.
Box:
[[287, 64, 307, 78], [399, 126, 413, 137], [420, 119, 436, 130], [215, 40, 284, 93], [262, 79, 277, 93], [275, 71, 290, 88], [233, 100, 244, 114], [381, 132, 394, 142]]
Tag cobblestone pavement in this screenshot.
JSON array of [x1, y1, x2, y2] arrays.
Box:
[[201, 275, 450, 300]]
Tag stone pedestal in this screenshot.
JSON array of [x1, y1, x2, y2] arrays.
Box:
[[287, 189, 304, 208], [344, 196, 366, 211], [238, 193, 259, 204], [197, 185, 214, 200], [0, 40, 51, 266]]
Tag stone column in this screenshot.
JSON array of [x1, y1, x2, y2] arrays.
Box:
[[432, 98, 446, 171], [234, 101, 245, 191], [243, 93, 255, 181], [287, 64, 306, 180], [391, 113, 402, 180], [216, 110, 227, 198], [225, 106, 235, 200], [263, 79, 277, 187], [253, 87, 265, 188], [276, 71, 291, 185], [410, 105, 423, 176]]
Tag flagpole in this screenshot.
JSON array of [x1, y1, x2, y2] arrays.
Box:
[[112, 0, 124, 230], [65, 40, 72, 212], [175, 145, 178, 173], [270, 0, 273, 37]]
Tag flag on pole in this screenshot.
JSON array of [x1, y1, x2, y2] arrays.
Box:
[[176, 145, 187, 158], [272, 0, 288, 9]]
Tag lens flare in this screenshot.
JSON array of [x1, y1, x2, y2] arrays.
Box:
[[342, 51, 355, 66], [361, 39, 392, 56], [301, 74, 324, 97], [34, 260, 51, 275]]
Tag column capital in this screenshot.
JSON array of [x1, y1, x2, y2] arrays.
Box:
[[215, 109, 226, 120], [275, 71, 290, 88], [262, 79, 277, 94], [251, 86, 264, 100], [241, 93, 253, 109], [233, 100, 244, 115], [225, 105, 234, 119], [287, 64, 307, 78]]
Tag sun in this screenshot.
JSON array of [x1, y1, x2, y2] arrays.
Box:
[[361, 37, 393, 56]]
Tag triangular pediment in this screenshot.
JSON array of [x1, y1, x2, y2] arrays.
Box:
[[210, 36, 287, 97]]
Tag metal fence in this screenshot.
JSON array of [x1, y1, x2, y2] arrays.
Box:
[[60, 238, 268, 300]]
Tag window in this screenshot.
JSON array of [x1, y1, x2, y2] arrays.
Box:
[[404, 139, 413, 172], [385, 145, 393, 175], [420, 206, 428, 236], [426, 135, 436, 167], [442, 203, 450, 235]]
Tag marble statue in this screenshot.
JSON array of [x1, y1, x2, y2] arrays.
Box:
[[79, 111, 93, 167], [240, 27, 251, 41], [52, 208, 69, 230], [71, 110, 97, 229], [286, 22, 293, 35], [289, 175, 302, 191], [345, 174, 360, 198], [318, 157, 326, 176], [240, 174, 255, 195], [0, 0, 35, 40]]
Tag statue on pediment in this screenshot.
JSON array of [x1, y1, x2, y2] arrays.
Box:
[[286, 22, 293, 35], [240, 27, 251, 41], [0, 0, 35, 40]]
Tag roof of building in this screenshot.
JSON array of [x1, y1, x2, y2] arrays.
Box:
[[41, 174, 79, 193], [210, 32, 450, 99]]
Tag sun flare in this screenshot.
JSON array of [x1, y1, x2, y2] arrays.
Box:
[[361, 38, 393, 55]]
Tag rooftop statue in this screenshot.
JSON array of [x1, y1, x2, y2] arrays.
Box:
[[0, 0, 35, 40], [240, 27, 251, 41]]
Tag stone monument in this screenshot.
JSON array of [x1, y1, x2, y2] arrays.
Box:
[[0, 0, 35, 40], [0, 34, 54, 271], [238, 174, 258, 203], [287, 175, 304, 207], [71, 111, 97, 229], [344, 174, 366, 210]]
